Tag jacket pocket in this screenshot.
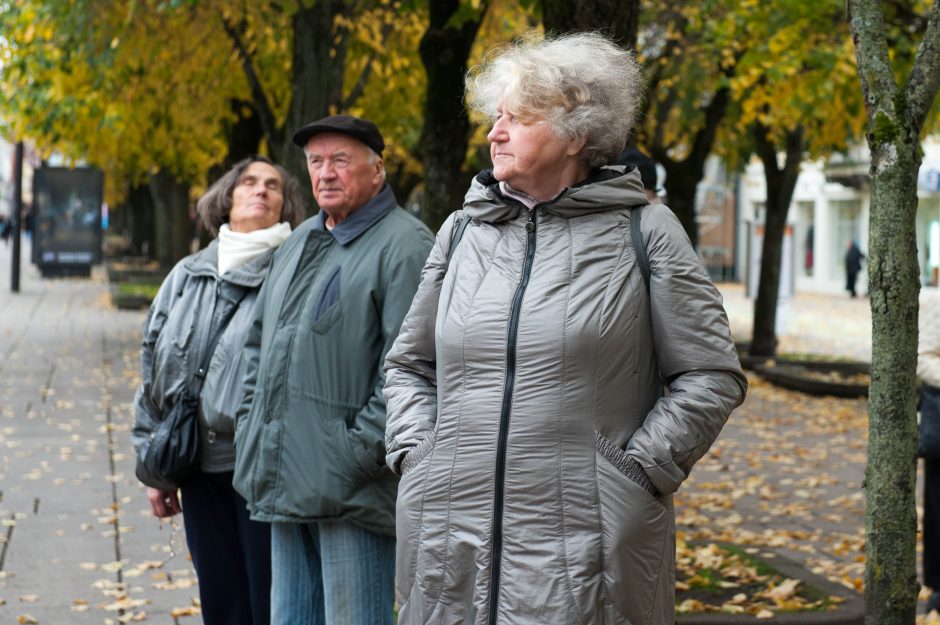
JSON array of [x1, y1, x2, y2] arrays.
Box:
[[400, 431, 437, 477], [312, 266, 342, 334], [395, 433, 437, 606], [342, 422, 386, 481], [594, 432, 661, 499], [594, 432, 672, 625]]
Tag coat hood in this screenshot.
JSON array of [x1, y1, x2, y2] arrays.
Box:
[[463, 165, 649, 223]]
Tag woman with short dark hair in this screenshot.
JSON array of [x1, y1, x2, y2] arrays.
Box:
[[132, 155, 303, 625]]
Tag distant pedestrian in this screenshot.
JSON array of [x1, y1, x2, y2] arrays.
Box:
[[919, 288, 940, 614], [232, 115, 434, 625], [384, 32, 747, 625], [845, 239, 865, 297], [132, 156, 304, 625], [0, 215, 10, 245]]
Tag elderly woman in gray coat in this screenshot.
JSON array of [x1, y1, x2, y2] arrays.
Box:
[[384, 33, 747, 625], [132, 156, 304, 625]]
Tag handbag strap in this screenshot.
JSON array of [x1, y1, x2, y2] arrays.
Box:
[[189, 284, 247, 394]]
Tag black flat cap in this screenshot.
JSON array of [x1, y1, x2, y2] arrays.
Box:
[[292, 114, 385, 156], [616, 147, 657, 191]]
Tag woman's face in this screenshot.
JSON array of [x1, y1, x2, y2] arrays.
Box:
[[228, 161, 285, 233], [487, 103, 585, 200]]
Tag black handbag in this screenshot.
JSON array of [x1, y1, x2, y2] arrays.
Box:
[[919, 384, 940, 459], [136, 389, 201, 491], [135, 289, 244, 491]]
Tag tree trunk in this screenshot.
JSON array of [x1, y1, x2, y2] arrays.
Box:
[[864, 131, 921, 625], [419, 0, 489, 231], [125, 183, 156, 259], [275, 0, 350, 213], [650, 84, 732, 251], [659, 163, 703, 250], [749, 125, 805, 358], [849, 1, 940, 623], [224, 1, 350, 215], [208, 99, 264, 183], [542, 0, 639, 49], [149, 170, 192, 270]]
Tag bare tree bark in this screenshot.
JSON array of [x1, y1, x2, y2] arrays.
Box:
[[849, 1, 940, 623]]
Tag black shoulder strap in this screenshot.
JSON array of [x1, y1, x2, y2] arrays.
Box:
[[446, 214, 471, 268], [631, 204, 651, 293], [191, 287, 247, 392], [631, 203, 665, 395]]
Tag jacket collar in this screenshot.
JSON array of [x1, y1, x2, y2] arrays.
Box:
[[463, 166, 649, 224], [181, 239, 271, 288], [311, 183, 398, 246]]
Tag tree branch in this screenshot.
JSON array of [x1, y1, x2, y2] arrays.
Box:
[[885, 0, 928, 34], [848, 0, 899, 120], [217, 12, 278, 143], [686, 83, 731, 170], [903, 0, 940, 128], [342, 20, 393, 110]]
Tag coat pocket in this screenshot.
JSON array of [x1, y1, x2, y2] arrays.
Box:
[[312, 266, 342, 334], [400, 431, 437, 477], [394, 432, 437, 606], [594, 432, 673, 625]]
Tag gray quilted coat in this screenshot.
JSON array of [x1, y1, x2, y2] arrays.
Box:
[[384, 167, 747, 625]]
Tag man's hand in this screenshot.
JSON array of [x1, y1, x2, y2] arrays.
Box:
[[147, 487, 181, 518]]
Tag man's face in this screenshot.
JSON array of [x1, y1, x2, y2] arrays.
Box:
[[305, 133, 384, 223]]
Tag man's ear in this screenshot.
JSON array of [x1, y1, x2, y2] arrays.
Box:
[[373, 158, 385, 184]]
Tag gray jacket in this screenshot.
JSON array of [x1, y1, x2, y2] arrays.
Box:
[[384, 168, 747, 625], [132, 241, 271, 474]]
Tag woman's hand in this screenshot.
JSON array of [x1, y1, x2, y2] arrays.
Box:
[[146, 487, 181, 518]]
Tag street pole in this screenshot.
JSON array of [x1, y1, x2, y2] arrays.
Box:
[[11, 141, 23, 293]]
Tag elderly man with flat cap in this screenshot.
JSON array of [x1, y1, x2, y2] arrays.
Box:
[[233, 115, 434, 625]]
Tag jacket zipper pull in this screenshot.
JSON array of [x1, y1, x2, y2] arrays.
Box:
[[525, 209, 536, 232]]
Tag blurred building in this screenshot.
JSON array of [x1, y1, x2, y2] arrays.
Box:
[[695, 157, 738, 283], [736, 137, 940, 295]]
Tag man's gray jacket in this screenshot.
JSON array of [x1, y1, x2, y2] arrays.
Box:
[[233, 185, 434, 535]]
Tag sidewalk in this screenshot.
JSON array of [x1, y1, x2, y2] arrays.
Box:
[[0, 245, 878, 622], [718, 282, 873, 362], [0, 243, 199, 624], [672, 283, 872, 601]]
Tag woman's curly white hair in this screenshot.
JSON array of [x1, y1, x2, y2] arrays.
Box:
[[466, 31, 644, 168]]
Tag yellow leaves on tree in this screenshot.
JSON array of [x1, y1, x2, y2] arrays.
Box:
[[725, 0, 866, 158], [0, 0, 247, 205]]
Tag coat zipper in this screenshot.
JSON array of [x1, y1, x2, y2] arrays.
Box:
[[487, 208, 538, 624]]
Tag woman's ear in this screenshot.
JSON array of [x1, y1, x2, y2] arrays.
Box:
[[566, 134, 588, 157]]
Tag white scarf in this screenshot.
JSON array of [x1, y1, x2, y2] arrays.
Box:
[[217, 222, 292, 275]]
